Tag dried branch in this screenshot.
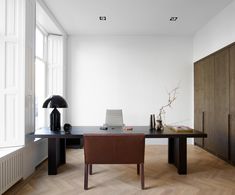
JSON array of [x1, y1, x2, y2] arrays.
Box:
[[157, 86, 179, 120]]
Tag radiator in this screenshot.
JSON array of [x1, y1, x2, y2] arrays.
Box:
[[0, 149, 23, 194]]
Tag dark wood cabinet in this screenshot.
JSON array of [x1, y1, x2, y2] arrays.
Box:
[[203, 56, 215, 153], [214, 49, 229, 160], [194, 56, 215, 150], [194, 43, 235, 163], [230, 45, 235, 163], [194, 61, 205, 147]]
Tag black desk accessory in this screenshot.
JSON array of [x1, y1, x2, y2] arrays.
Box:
[[100, 126, 108, 130], [64, 123, 72, 133], [150, 114, 156, 130]]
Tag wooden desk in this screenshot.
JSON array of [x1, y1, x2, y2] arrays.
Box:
[[33, 126, 207, 175]]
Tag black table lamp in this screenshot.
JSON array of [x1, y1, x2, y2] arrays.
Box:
[[43, 95, 68, 131]]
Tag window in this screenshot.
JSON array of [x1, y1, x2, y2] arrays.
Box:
[[35, 27, 47, 129], [0, 0, 65, 147], [0, 0, 24, 147], [35, 27, 64, 129]]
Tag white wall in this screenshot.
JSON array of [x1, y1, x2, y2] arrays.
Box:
[[67, 35, 193, 144], [193, 0, 235, 61]]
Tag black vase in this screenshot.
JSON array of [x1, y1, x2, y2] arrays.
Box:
[[150, 114, 156, 130], [156, 120, 164, 131]]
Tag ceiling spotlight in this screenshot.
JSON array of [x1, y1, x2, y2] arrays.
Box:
[[170, 17, 178, 21], [99, 16, 106, 21]]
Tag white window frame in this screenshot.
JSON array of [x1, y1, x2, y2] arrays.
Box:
[[46, 34, 65, 126], [35, 25, 48, 129], [36, 0, 67, 127], [0, 0, 24, 147], [35, 24, 65, 128]]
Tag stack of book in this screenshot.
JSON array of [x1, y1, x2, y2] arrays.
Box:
[[167, 125, 193, 133]]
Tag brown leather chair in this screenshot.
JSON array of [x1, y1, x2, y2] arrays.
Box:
[[83, 133, 145, 190]]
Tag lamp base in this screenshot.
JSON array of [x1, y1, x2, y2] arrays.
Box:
[[50, 108, 61, 131]]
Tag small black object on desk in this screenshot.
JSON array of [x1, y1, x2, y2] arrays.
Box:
[[64, 123, 72, 133], [149, 114, 156, 130], [100, 126, 108, 130]]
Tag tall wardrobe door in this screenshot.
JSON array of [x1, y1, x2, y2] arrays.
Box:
[[214, 48, 229, 160], [230, 44, 235, 163], [194, 61, 204, 147], [203, 56, 215, 153]]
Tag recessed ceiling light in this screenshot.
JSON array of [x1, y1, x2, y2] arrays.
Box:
[[170, 17, 178, 21], [99, 16, 106, 21]]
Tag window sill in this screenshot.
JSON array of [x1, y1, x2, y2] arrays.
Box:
[[0, 138, 46, 159], [0, 146, 23, 159]]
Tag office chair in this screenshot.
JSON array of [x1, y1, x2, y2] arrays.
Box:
[[83, 134, 145, 190], [104, 109, 124, 127]]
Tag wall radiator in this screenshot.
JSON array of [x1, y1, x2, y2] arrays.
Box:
[[0, 150, 23, 194]]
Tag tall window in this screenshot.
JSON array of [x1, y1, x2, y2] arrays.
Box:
[[0, 0, 24, 147], [35, 27, 46, 129], [35, 27, 64, 129]]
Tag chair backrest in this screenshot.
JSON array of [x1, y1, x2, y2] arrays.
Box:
[[105, 109, 124, 127], [84, 134, 145, 164]]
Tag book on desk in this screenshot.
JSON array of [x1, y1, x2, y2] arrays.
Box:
[[167, 125, 193, 133]]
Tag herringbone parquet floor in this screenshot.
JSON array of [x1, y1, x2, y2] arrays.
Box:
[[5, 145, 235, 195]]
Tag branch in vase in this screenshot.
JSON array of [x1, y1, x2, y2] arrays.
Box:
[[158, 86, 179, 121]]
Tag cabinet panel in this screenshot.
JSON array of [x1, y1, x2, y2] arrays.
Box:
[[214, 48, 229, 160], [194, 61, 204, 147], [203, 56, 215, 153], [230, 45, 235, 163]]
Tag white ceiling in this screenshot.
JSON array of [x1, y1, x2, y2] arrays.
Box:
[[43, 0, 233, 35]]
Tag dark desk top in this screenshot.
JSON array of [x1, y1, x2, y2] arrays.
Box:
[[33, 126, 207, 139]]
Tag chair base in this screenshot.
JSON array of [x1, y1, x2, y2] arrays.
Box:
[[84, 163, 144, 190]]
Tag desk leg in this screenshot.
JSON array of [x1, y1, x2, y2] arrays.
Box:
[[168, 137, 187, 175], [48, 138, 66, 175], [48, 138, 58, 175], [168, 138, 175, 164], [175, 137, 187, 175], [60, 138, 66, 165]]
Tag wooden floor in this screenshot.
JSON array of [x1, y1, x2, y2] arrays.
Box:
[[5, 145, 235, 195]]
